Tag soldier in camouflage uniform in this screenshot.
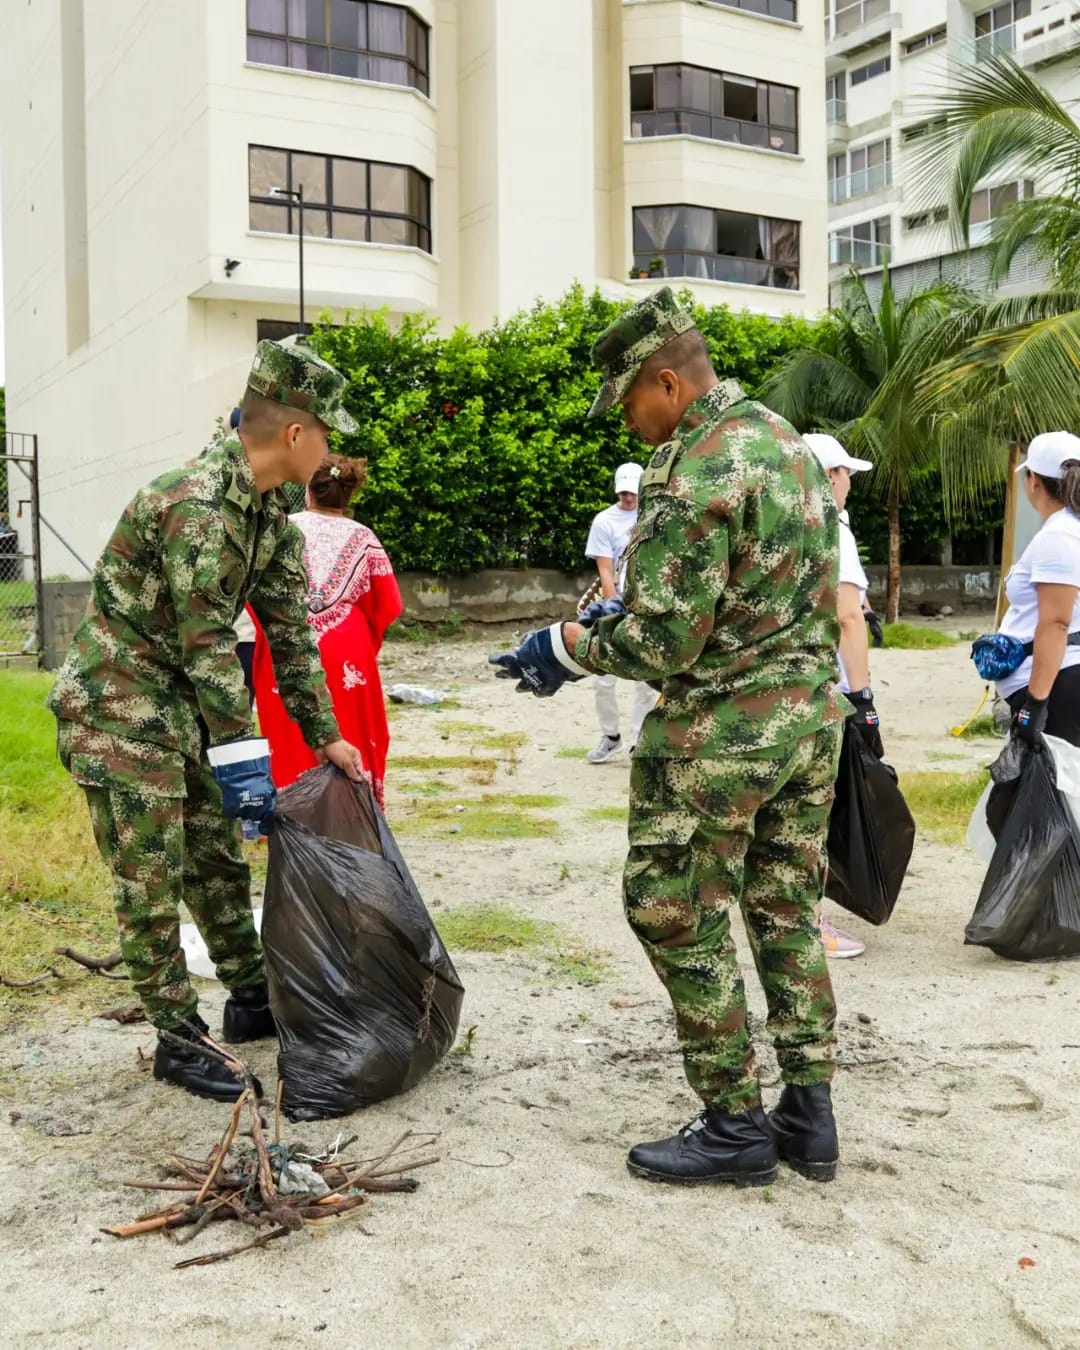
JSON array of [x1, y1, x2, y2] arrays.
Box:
[[491, 289, 844, 1185], [49, 339, 368, 1101]]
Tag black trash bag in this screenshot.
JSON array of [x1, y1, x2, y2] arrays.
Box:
[[262, 765, 464, 1121], [825, 719, 916, 926], [984, 734, 1026, 841], [965, 744, 1080, 960]]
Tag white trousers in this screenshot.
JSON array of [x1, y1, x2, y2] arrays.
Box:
[[593, 674, 660, 744]]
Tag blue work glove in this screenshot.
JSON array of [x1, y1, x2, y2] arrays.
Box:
[[208, 737, 277, 828], [578, 597, 627, 628], [1012, 694, 1048, 751], [489, 624, 587, 697]]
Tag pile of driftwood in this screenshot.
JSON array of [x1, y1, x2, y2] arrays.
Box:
[[104, 1029, 438, 1270]]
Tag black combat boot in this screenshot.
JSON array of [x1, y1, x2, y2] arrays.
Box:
[[627, 1105, 778, 1187], [221, 983, 276, 1044], [153, 1015, 260, 1102], [768, 1082, 838, 1181]]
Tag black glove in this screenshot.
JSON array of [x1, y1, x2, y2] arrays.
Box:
[[578, 597, 627, 628], [1012, 694, 1048, 750], [489, 624, 587, 697], [864, 609, 884, 649], [845, 687, 884, 759]]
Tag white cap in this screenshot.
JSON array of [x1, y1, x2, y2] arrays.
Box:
[[803, 433, 873, 474], [614, 462, 644, 495], [1016, 431, 1080, 479]]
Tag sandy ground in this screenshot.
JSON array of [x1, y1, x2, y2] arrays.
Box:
[[2, 633, 1079, 1349]]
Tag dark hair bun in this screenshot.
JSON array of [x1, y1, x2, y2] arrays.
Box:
[[308, 454, 367, 509]]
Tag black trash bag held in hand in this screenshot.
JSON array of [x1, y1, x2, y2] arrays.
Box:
[[825, 719, 916, 926], [965, 739, 1080, 961], [262, 765, 464, 1121]]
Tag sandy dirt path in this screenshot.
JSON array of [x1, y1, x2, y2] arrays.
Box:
[[1, 639, 1077, 1349]]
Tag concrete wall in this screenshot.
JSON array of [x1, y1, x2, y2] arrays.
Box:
[[864, 564, 999, 611], [41, 579, 92, 670]]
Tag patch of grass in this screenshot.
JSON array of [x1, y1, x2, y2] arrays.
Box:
[[925, 750, 968, 764], [396, 779, 454, 797], [498, 793, 566, 810], [393, 753, 499, 785], [556, 747, 588, 760], [585, 806, 627, 824], [901, 769, 989, 844], [952, 714, 1002, 740], [882, 623, 959, 650], [438, 720, 488, 738], [450, 1024, 477, 1057], [393, 796, 558, 840], [435, 902, 610, 985]]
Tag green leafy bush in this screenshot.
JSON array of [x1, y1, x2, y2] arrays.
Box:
[[310, 287, 821, 574]]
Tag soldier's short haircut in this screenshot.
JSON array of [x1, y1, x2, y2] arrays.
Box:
[[239, 388, 321, 441], [636, 329, 714, 386]]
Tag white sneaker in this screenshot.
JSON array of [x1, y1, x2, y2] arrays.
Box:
[[587, 735, 624, 764]]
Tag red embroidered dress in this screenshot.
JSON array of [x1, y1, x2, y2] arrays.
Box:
[[252, 511, 402, 806]]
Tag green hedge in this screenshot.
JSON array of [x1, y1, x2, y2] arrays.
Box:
[[310, 286, 820, 574]]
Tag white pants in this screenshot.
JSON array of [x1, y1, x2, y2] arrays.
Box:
[[593, 674, 660, 744]]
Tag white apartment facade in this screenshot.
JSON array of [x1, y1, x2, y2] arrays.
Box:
[[0, 0, 827, 574], [825, 0, 1079, 296]]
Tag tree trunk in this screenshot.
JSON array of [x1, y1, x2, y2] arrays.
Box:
[[886, 485, 901, 624]]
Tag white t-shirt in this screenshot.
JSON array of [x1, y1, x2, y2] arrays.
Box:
[[836, 511, 868, 694], [997, 507, 1080, 698], [585, 503, 639, 596]]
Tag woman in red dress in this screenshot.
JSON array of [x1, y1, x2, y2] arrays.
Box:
[[251, 455, 402, 807]]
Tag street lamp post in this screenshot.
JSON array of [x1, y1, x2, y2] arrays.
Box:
[[269, 183, 305, 336]]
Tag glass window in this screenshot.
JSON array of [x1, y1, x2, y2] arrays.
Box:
[[632, 204, 799, 290], [247, 0, 430, 94], [248, 144, 432, 251], [630, 62, 798, 153], [850, 55, 890, 85]]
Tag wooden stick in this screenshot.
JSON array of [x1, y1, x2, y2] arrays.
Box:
[[120, 1181, 202, 1193], [0, 969, 60, 989], [174, 1225, 288, 1270], [169, 1194, 237, 1246], [55, 946, 123, 972], [195, 1090, 248, 1206], [274, 1079, 283, 1146], [247, 1092, 278, 1206], [103, 1210, 192, 1238]]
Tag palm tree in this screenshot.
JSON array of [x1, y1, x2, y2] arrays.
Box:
[[760, 266, 1007, 622]]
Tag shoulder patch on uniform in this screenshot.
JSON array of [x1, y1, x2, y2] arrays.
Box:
[[640, 441, 680, 490]]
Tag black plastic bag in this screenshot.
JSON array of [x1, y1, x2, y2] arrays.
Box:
[[262, 765, 464, 1121], [825, 720, 916, 926], [965, 743, 1080, 960]]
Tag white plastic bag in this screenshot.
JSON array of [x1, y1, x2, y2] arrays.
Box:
[[966, 734, 1080, 865], [181, 907, 263, 981], [966, 782, 996, 864]]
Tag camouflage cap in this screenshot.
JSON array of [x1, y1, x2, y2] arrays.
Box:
[[586, 286, 697, 419], [246, 337, 358, 434]]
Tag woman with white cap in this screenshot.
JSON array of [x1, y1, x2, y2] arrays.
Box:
[[805, 433, 879, 960], [995, 431, 1080, 748]]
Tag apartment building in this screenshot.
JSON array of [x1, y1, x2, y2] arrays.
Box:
[[0, 0, 826, 572], [825, 0, 1079, 298]]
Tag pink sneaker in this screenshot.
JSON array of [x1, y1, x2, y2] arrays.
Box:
[[819, 913, 865, 960]]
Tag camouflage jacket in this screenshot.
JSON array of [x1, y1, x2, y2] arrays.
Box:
[[574, 381, 844, 756], [47, 431, 339, 762]]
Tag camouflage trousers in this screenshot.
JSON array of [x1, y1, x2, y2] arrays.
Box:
[[624, 724, 841, 1112], [58, 723, 264, 1030]]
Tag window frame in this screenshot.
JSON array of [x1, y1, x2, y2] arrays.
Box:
[[849, 53, 891, 85], [248, 144, 433, 253], [631, 203, 801, 291], [902, 25, 947, 53], [246, 0, 431, 96], [629, 61, 799, 155]]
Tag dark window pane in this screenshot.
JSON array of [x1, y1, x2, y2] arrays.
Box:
[[290, 42, 330, 71], [407, 14, 424, 65], [354, 54, 371, 79], [769, 85, 796, 129], [743, 0, 768, 13], [258, 319, 303, 342], [292, 152, 328, 204], [684, 206, 714, 250], [712, 117, 739, 143], [969, 190, 989, 224], [300, 208, 330, 237], [250, 201, 290, 233], [332, 211, 368, 241], [371, 216, 415, 246], [248, 0, 287, 33], [332, 157, 367, 208], [710, 71, 725, 117], [1015, 0, 1030, 17], [631, 112, 657, 137], [656, 65, 681, 109], [418, 226, 431, 253], [287, 0, 324, 38], [769, 128, 797, 153], [330, 48, 360, 77], [633, 206, 686, 251], [330, 0, 366, 48], [992, 2, 1010, 26], [369, 1, 407, 53], [407, 170, 428, 220], [852, 220, 872, 241], [248, 36, 288, 64], [681, 112, 711, 137], [975, 11, 991, 34], [369, 56, 409, 84], [684, 65, 711, 112], [876, 217, 891, 245], [371, 162, 407, 212], [723, 75, 757, 122], [741, 122, 769, 148], [630, 68, 654, 113], [770, 0, 796, 19], [250, 146, 288, 197]]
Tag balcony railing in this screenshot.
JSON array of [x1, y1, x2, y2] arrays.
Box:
[[974, 26, 1016, 60], [829, 234, 889, 267], [826, 97, 847, 122], [829, 161, 892, 203], [824, 0, 889, 39]]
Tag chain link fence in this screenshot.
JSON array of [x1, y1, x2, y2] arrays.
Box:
[[1, 432, 43, 659]]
